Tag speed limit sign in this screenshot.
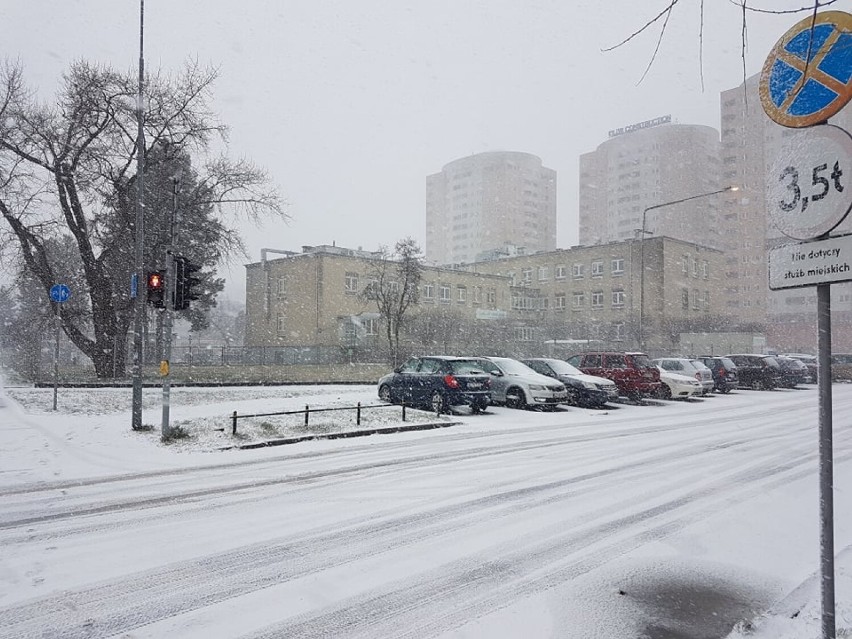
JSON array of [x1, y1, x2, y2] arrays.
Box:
[[766, 124, 852, 240]]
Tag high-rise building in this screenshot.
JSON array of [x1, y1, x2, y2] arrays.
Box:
[[720, 74, 852, 341], [578, 117, 723, 249], [425, 151, 556, 265]]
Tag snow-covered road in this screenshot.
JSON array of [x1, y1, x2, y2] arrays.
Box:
[[1, 384, 851, 638]]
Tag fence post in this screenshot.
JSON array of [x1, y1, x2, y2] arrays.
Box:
[[402, 401, 406, 422], [232, 411, 238, 435], [356, 402, 361, 426], [305, 404, 309, 427]]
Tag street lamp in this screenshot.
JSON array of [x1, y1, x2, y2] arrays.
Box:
[[638, 185, 739, 351]]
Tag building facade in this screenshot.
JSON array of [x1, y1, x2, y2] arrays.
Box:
[[245, 239, 726, 360], [425, 151, 557, 266], [578, 118, 723, 250]]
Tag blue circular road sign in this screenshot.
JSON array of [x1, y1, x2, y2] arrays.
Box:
[[49, 284, 71, 303], [759, 11, 852, 128]]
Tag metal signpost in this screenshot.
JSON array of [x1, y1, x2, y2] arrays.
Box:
[[762, 11, 852, 639], [49, 284, 71, 411]]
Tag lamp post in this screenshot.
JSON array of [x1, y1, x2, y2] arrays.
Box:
[[638, 185, 738, 351]]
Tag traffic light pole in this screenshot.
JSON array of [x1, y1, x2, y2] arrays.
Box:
[[160, 176, 181, 440]]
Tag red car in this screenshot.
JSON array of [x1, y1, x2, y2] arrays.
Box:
[[566, 351, 661, 400]]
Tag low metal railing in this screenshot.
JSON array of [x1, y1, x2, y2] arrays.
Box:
[[229, 401, 407, 435]]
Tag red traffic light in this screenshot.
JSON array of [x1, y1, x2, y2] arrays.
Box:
[[147, 272, 164, 289], [145, 270, 166, 307]]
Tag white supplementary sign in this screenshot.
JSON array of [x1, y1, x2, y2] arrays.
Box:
[[769, 234, 852, 290], [766, 124, 852, 240]]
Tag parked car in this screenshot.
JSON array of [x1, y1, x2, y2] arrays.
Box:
[[377, 356, 491, 414], [522, 358, 619, 408], [476, 356, 568, 410], [652, 357, 714, 395], [696, 356, 740, 393], [566, 351, 661, 400], [655, 366, 702, 399], [783, 353, 818, 383], [725, 354, 783, 390], [831, 353, 852, 382], [776, 356, 811, 388]]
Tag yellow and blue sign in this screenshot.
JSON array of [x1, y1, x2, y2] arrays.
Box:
[[759, 11, 852, 128]]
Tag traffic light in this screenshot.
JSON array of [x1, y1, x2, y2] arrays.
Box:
[[174, 257, 202, 310], [145, 271, 165, 308]]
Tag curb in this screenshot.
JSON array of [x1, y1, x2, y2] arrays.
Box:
[[223, 420, 461, 450]]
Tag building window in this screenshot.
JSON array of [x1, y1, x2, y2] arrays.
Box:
[[572, 292, 585, 308], [573, 263, 585, 279], [692, 257, 699, 277], [423, 283, 434, 299], [457, 286, 466, 303], [538, 266, 549, 281], [611, 258, 625, 275], [344, 271, 359, 294], [473, 286, 481, 303], [276, 313, 286, 335], [522, 268, 533, 284], [592, 291, 604, 308], [704, 291, 710, 310], [692, 288, 700, 309], [555, 293, 566, 310], [613, 322, 625, 342], [702, 261, 709, 279], [612, 290, 625, 307], [682, 255, 689, 273], [276, 277, 286, 298], [682, 288, 689, 309], [439, 285, 451, 303], [540, 296, 549, 310], [514, 326, 534, 341], [364, 317, 378, 336], [486, 288, 496, 304], [555, 265, 567, 279], [591, 260, 604, 277]]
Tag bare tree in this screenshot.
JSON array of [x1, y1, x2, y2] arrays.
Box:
[[0, 59, 285, 378], [361, 238, 423, 367]]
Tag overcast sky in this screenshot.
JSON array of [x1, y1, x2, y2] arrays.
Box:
[[4, 1, 822, 299]]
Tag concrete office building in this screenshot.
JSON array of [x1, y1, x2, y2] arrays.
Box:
[[425, 151, 556, 266], [578, 117, 723, 249], [720, 74, 852, 349]]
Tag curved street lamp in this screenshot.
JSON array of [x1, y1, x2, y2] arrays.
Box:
[[638, 185, 739, 351]]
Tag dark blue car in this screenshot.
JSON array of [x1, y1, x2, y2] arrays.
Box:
[[377, 356, 492, 414]]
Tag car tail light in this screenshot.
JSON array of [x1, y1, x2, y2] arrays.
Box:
[[695, 372, 701, 381], [719, 367, 726, 376], [443, 374, 459, 389]]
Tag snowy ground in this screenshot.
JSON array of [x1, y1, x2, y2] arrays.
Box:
[[0, 378, 851, 638]]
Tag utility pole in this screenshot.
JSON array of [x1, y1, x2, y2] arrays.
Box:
[[131, 0, 146, 430], [161, 176, 181, 439]]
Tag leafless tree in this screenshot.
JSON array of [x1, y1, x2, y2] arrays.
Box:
[[361, 238, 423, 367], [0, 59, 285, 377]]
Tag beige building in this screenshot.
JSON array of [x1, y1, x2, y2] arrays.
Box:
[[579, 118, 724, 249], [425, 151, 557, 265]]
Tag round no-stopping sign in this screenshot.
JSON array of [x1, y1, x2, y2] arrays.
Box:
[[767, 124, 852, 240]]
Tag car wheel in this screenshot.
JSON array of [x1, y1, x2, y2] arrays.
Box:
[[431, 391, 446, 414], [470, 398, 486, 414], [378, 384, 393, 403], [752, 379, 764, 391], [658, 384, 672, 400], [506, 387, 527, 410]]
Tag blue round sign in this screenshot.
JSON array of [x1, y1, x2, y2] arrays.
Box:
[[759, 11, 852, 128], [49, 284, 71, 303]]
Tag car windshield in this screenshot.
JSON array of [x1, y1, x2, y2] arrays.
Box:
[[546, 360, 583, 375], [490, 358, 537, 376], [763, 356, 781, 369], [450, 360, 487, 375], [719, 358, 737, 369]]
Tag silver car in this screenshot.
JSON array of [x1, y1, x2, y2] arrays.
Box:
[[477, 356, 568, 410], [652, 357, 714, 395]]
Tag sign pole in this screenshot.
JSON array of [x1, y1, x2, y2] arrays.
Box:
[[52, 304, 60, 411], [817, 281, 835, 638]]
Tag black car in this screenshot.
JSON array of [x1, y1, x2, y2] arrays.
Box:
[[377, 356, 491, 413], [696, 356, 739, 393], [521, 357, 617, 407], [776, 356, 810, 388], [725, 354, 783, 390]]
